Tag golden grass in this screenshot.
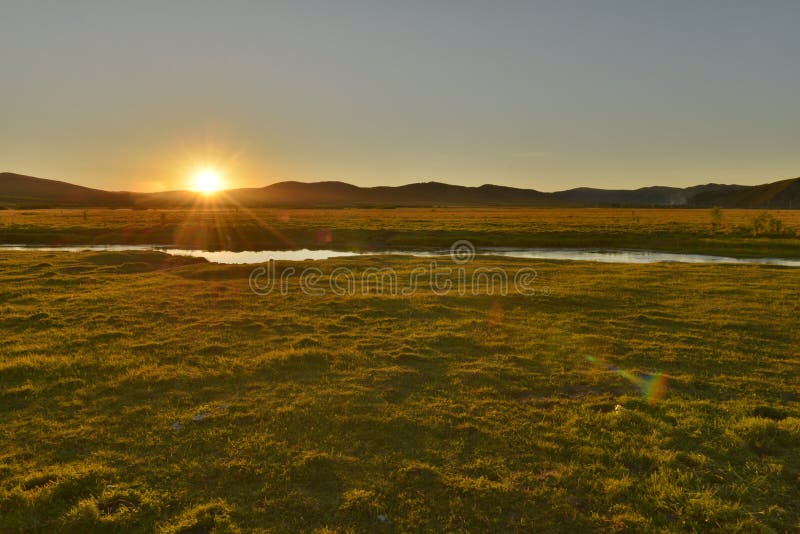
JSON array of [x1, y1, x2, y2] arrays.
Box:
[[4, 206, 800, 233], [2, 207, 800, 257]]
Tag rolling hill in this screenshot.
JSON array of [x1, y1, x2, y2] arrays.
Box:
[[689, 177, 800, 208], [552, 184, 748, 207], [1, 171, 797, 208], [0, 173, 133, 207]]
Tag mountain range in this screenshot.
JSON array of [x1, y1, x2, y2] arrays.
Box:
[[2, 172, 799, 209]]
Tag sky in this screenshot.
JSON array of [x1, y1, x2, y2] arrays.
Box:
[[1, 1, 799, 192]]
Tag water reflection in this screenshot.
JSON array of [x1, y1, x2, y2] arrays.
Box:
[[486, 247, 800, 266], [163, 248, 365, 264], [2, 244, 800, 267]]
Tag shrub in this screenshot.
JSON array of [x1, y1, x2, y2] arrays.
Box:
[[747, 211, 795, 237]]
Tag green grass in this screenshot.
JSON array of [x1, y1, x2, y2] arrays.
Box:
[[1, 250, 799, 532]]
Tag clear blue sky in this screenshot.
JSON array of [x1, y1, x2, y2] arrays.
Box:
[[1, 1, 798, 192]]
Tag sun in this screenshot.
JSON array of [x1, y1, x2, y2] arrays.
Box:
[[191, 167, 225, 194]]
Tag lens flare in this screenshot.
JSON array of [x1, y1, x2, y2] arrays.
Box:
[[487, 300, 504, 327], [586, 355, 667, 403]]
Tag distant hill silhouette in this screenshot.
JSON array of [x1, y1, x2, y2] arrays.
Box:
[[210, 181, 552, 207], [552, 184, 747, 207], [0, 173, 132, 207], [1, 171, 798, 208], [689, 177, 800, 209]]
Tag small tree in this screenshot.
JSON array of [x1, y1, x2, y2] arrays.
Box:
[[710, 207, 723, 233]]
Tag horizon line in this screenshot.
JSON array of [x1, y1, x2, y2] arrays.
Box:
[[5, 170, 795, 196]]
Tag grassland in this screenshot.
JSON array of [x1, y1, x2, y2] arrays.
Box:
[[2, 207, 800, 258], [1, 249, 799, 532]]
